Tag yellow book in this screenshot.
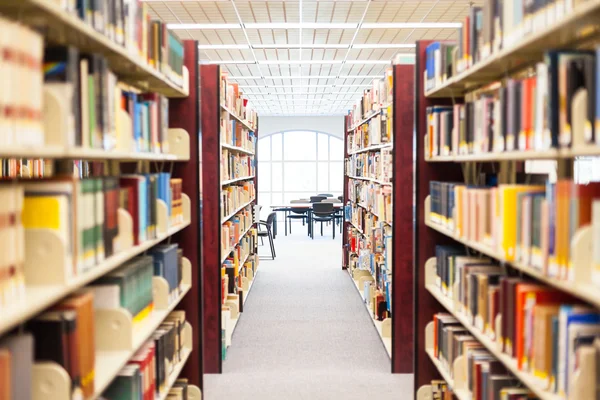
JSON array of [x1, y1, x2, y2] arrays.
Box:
[[499, 185, 544, 261]]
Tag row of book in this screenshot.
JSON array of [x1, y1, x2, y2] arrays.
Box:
[[346, 110, 394, 152], [221, 182, 255, 221], [0, 174, 185, 309], [220, 72, 257, 130], [59, 0, 185, 87], [0, 251, 185, 400], [44, 46, 171, 153], [426, 48, 600, 157], [429, 178, 600, 283], [425, 380, 455, 400], [220, 113, 257, 151], [425, 0, 586, 92], [103, 311, 188, 399], [0, 159, 53, 180], [0, 18, 44, 147], [223, 232, 258, 297], [346, 67, 394, 126], [221, 208, 254, 261], [345, 149, 393, 183], [347, 180, 393, 223], [432, 246, 600, 398], [221, 151, 255, 183], [431, 313, 535, 399]]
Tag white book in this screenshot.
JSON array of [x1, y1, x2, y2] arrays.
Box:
[[90, 284, 121, 309]]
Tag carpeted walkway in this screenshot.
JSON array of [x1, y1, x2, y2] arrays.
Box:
[[204, 223, 414, 400]]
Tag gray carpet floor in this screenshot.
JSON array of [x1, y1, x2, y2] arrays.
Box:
[[204, 223, 414, 400]]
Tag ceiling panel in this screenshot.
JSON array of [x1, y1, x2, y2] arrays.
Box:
[[146, 0, 474, 115]]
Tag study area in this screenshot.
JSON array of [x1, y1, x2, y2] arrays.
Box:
[[2, 0, 600, 399]]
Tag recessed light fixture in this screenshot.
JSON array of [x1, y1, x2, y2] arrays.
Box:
[[253, 44, 349, 49], [167, 23, 240, 30], [198, 44, 250, 50], [361, 22, 462, 29], [353, 44, 416, 49]]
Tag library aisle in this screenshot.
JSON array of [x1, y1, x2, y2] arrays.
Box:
[[204, 228, 413, 399]]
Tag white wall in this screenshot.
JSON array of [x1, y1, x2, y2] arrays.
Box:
[[258, 116, 345, 139]]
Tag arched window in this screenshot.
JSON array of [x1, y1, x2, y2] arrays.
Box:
[[257, 130, 344, 213]]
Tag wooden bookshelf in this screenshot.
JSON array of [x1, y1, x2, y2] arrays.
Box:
[[201, 64, 259, 373], [0, 0, 189, 98], [423, 0, 600, 98], [343, 64, 414, 372], [414, 26, 600, 397]]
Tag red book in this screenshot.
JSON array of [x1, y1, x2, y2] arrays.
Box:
[[119, 177, 142, 245]]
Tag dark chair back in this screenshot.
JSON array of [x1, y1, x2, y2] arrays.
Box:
[[310, 196, 326, 203], [312, 202, 335, 215], [265, 212, 277, 229], [318, 193, 334, 197], [337, 196, 343, 201]]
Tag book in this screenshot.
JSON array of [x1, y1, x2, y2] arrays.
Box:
[[0, 334, 34, 400]]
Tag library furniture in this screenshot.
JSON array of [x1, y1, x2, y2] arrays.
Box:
[[0, 3, 203, 397], [414, 5, 600, 395], [342, 63, 414, 373], [258, 213, 277, 260], [200, 65, 259, 373]]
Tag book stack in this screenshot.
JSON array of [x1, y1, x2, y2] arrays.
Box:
[[348, 180, 392, 223], [0, 159, 54, 179], [0, 333, 34, 400], [28, 291, 96, 399], [221, 150, 255, 182], [220, 115, 257, 150], [220, 181, 255, 220], [429, 380, 455, 399], [57, 1, 184, 87], [44, 46, 172, 153], [431, 312, 528, 399], [170, 178, 184, 226], [220, 71, 257, 129], [0, 17, 44, 148], [429, 179, 600, 283], [91, 255, 154, 321], [149, 244, 184, 301], [346, 108, 393, 152], [221, 209, 254, 260], [425, 0, 590, 92], [432, 245, 600, 398], [0, 186, 25, 309], [425, 49, 600, 157], [346, 67, 394, 126], [223, 227, 257, 277], [102, 311, 188, 399]]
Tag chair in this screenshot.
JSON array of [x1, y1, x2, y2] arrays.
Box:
[[322, 199, 344, 233], [337, 195, 343, 202], [258, 212, 277, 259], [318, 193, 334, 197], [286, 200, 309, 235], [311, 203, 337, 239], [310, 196, 326, 203]]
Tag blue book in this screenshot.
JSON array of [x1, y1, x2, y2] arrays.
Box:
[[133, 96, 143, 152], [231, 120, 237, 145], [157, 172, 172, 216], [149, 244, 179, 294]]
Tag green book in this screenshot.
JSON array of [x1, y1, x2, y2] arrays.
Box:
[[103, 365, 141, 400], [87, 75, 95, 148]]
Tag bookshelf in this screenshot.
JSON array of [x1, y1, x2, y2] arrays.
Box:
[[0, 0, 189, 98], [0, 4, 202, 395], [201, 64, 260, 373], [414, 2, 600, 392], [342, 63, 414, 372]]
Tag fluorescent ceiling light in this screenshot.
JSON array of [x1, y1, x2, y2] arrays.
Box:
[[245, 23, 357, 29], [201, 60, 254, 65], [167, 23, 240, 30], [337, 84, 372, 87], [256, 84, 332, 88], [362, 22, 462, 29], [353, 44, 416, 49], [338, 75, 384, 78], [253, 44, 349, 49], [198, 44, 249, 50], [346, 60, 390, 65], [265, 76, 336, 79], [259, 60, 343, 65]]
